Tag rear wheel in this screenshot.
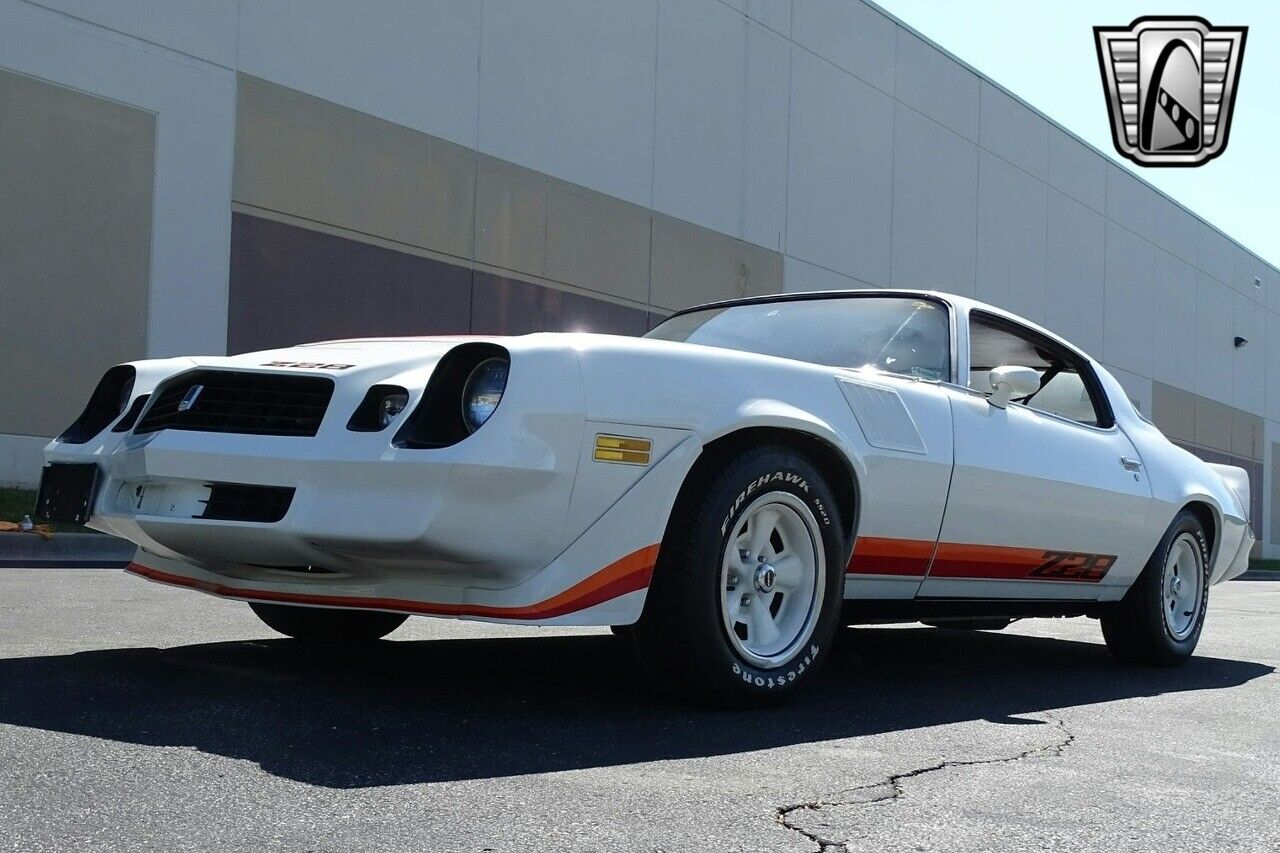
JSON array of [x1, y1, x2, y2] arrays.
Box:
[[1101, 509, 1209, 666], [249, 602, 407, 643], [632, 444, 847, 707]]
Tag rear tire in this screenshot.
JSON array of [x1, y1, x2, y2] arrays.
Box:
[[1101, 509, 1209, 666], [632, 444, 847, 707], [249, 602, 407, 643]]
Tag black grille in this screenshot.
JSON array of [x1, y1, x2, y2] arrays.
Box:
[[135, 370, 334, 437], [199, 483, 295, 523]]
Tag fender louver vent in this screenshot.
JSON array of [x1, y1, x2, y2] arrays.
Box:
[[837, 377, 928, 455], [135, 370, 334, 437]]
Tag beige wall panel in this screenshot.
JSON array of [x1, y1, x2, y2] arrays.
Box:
[[0, 69, 153, 436], [1194, 395, 1232, 453], [1271, 443, 1280, 545], [650, 214, 784, 311], [235, 75, 474, 260], [475, 154, 548, 277], [544, 179, 651, 304], [1151, 382, 1196, 444], [1231, 408, 1263, 462]]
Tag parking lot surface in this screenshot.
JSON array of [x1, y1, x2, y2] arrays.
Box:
[[1, 569, 1276, 852]]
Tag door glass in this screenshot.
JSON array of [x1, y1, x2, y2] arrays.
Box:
[[968, 314, 1106, 427]]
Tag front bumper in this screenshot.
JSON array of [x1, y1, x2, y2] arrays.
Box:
[[46, 409, 583, 589]]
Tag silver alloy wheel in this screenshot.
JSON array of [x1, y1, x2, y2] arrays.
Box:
[[1162, 531, 1205, 641], [719, 491, 825, 668]]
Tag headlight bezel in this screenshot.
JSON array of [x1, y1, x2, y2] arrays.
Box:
[[58, 365, 137, 444], [393, 343, 511, 449]]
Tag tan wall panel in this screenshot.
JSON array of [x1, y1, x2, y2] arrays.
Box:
[[544, 179, 651, 304], [1193, 396, 1232, 453], [235, 75, 474, 260], [475, 154, 548, 277], [1151, 382, 1196, 443], [650, 214, 784, 311], [0, 69, 153, 436], [1271, 443, 1280, 545]]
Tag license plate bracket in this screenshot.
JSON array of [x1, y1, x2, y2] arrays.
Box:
[[36, 463, 101, 524]]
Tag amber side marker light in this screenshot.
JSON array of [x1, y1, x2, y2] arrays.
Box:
[[593, 434, 652, 465]]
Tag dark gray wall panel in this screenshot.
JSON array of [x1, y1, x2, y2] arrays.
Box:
[[229, 213, 651, 351], [228, 213, 472, 352], [471, 272, 650, 337]]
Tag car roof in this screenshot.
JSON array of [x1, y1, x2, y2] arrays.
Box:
[[665, 289, 1096, 365]]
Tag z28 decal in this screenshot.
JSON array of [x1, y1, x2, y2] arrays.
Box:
[[1028, 551, 1116, 582], [260, 361, 356, 370]]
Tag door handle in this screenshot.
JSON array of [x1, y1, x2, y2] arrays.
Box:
[[1120, 456, 1143, 472]]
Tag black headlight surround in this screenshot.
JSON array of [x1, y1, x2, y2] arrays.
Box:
[[58, 365, 137, 444], [393, 343, 509, 449], [347, 385, 411, 432]]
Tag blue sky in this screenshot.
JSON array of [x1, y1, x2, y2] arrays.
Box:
[[873, 0, 1279, 268]]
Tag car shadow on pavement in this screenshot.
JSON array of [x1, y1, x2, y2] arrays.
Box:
[[0, 626, 1270, 787]]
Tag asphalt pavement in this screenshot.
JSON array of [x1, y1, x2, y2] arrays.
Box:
[[1, 569, 1276, 852]]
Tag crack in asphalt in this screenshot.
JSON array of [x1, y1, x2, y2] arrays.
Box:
[[774, 715, 1075, 853]]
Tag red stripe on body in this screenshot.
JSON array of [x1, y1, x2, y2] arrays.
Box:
[[927, 542, 1051, 580], [846, 536, 935, 577], [847, 537, 1113, 583]]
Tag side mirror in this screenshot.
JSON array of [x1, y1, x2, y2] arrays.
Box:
[[987, 365, 1040, 409]]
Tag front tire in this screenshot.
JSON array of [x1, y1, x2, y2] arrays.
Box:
[[249, 602, 408, 643], [632, 444, 847, 707], [1101, 509, 1209, 666]]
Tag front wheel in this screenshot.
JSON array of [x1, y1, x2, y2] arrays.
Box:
[[1101, 509, 1209, 666], [632, 444, 847, 707], [249, 602, 408, 643]]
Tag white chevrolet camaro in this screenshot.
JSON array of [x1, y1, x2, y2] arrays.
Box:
[[38, 290, 1253, 706]]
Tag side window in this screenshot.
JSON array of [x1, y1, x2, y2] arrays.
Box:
[[967, 313, 1110, 427]]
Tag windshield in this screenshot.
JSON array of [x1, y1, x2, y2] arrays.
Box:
[[645, 296, 951, 381]]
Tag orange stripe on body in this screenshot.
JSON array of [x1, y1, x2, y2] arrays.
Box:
[[126, 543, 661, 620]]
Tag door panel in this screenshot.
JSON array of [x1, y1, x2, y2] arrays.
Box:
[[918, 389, 1154, 600]]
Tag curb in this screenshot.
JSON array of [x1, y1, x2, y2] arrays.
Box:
[[0, 532, 134, 568], [1235, 570, 1280, 581]]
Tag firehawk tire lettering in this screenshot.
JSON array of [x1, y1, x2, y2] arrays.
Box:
[[721, 471, 814, 536]]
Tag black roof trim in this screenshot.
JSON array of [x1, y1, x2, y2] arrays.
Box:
[[657, 289, 953, 322]]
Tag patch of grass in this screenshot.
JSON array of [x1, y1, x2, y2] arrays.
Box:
[[0, 487, 92, 533], [1248, 558, 1280, 572], [0, 487, 36, 524]]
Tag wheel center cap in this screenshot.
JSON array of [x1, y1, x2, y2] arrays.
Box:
[[755, 564, 777, 593], [1171, 576, 1183, 595]]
